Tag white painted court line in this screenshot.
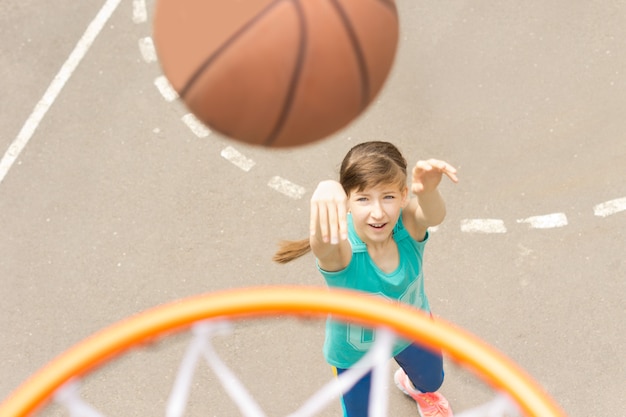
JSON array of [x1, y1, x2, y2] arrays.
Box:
[[182, 114, 211, 138], [221, 146, 256, 172], [460, 219, 507, 234], [268, 176, 306, 200], [154, 76, 178, 102], [0, 0, 123, 185], [132, 0, 147, 24], [517, 212, 568, 229], [138, 37, 157, 63], [593, 197, 626, 217]]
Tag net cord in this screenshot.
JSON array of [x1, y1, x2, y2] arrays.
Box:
[[165, 320, 395, 417], [287, 326, 395, 417], [167, 321, 266, 417], [0, 286, 567, 417], [53, 380, 105, 417], [51, 319, 520, 417]]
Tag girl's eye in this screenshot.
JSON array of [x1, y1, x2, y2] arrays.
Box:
[[384, 195, 395, 199]]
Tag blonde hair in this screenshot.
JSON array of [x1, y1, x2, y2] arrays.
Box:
[[273, 141, 408, 264]]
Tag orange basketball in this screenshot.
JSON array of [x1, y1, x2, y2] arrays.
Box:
[[153, 0, 399, 147]]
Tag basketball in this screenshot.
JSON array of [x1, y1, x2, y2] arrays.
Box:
[[153, 0, 399, 147]]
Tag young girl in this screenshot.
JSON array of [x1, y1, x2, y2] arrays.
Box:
[[274, 141, 458, 417]]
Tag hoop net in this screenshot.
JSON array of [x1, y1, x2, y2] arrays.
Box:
[[0, 286, 566, 417]]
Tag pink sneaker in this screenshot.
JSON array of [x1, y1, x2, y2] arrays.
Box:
[[394, 369, 453, 417]]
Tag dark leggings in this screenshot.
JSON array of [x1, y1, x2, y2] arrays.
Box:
[[335, 343, 444, 417]]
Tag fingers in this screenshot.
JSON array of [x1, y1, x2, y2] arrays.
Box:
[[310, 200, 347, 244], [310, 181, 348, 244], [337, 200, 348, 241], [434, 160, 458, 183], [414, 160, 458, 179], [412, 159, 459, 194], [411, 182, 425, 194], [309, 201, 320, 238]]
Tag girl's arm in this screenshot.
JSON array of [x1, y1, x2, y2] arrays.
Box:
[[309, 180, 352, 272], [403, 159, 458, 241]]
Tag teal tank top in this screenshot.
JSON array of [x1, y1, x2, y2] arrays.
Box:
[[317, 213, 431, 368]]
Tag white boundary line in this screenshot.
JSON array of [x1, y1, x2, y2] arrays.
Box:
[[132, 0, 147, 24], [460, 219, 507, 234], [221, 146, 256, 172], [154, 75, 178, 102], [593, 197, 626, 217], [138, 37, 157, 63], [0, 0, 123, 185], [517, 213, 568, 229], [268, 176, 306, 200], [181, 114, 211, 138]]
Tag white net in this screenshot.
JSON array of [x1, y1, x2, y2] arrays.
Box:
[[48, 319, 521, 417]]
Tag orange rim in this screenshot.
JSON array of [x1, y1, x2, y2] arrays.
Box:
[[0, 286, 566, 417]]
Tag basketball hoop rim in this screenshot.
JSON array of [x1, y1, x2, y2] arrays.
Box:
[[0, 286, 566, 417]]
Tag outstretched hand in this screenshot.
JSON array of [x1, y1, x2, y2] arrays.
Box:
[[310, 180, 348, 245], [411, 159, 458, 195]]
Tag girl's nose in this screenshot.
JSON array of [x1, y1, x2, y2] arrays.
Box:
[[371, 201, 384, 219]]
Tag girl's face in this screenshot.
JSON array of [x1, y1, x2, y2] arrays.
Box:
[[348, 182, 408, 246]]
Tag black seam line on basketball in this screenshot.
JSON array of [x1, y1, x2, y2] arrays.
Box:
[[329, 0, 369, 109], [179, 0, 288, 98], [262, 0, 307, 147]]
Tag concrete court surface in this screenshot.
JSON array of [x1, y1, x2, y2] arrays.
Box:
[[1, 0, 624, 416]]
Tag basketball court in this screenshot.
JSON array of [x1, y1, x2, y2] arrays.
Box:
[[1, 0, 624, 416]]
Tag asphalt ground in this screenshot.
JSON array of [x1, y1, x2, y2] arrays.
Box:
[[1, 1, 625, 416]]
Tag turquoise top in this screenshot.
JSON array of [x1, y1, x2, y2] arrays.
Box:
[[317, 213, 430, 368]]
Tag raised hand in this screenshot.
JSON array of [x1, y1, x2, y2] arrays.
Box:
[[411, 159, 458, 195], [310, 180, 348, 245]]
